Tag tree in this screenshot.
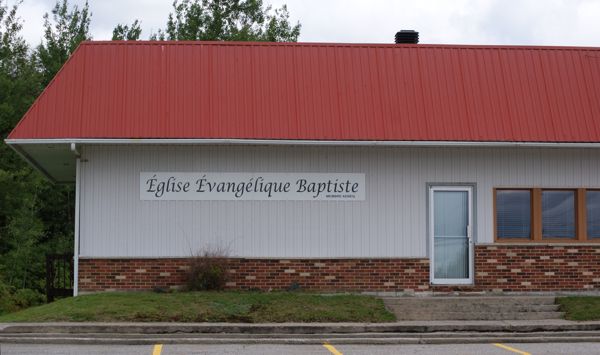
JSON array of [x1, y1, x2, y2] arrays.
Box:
[[149, 0, 300, 41], [0, 0, 46, 291], [0, 0, 39, 137], [0, 0, 89, 293], [112, 20, 142, 41], [36, 0, 91, 86], [29, 0, 90, 260], [262, 5, 300, 42]]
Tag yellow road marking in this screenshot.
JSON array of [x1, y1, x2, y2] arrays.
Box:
[[323, 342, 343, 355], [152, 344, 163, 355], [493, 343, 531, 355]]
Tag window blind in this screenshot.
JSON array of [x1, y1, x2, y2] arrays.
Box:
[[587, 191, 600, 238], [542, 190, 575, 239], [496, 190, 531, 238]]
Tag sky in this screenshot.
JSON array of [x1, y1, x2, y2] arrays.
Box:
[[12, 0, 600, 47]]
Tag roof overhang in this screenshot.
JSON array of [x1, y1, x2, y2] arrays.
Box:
[[6, 138, 600, 183], [6, 141, 77, 183], [7, 137, 600, 147]]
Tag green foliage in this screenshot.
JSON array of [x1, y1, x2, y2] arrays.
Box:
[[0, 0, 40, 137], [0, 0, 77, 294], [0, 280, 16, 314], [0, 1, 28, 75], [262, 5, 299, 42], [186, 247, 230, 291], [12, 287, 45, 308], [557, 297, 600, 321], [0, 291, 396, 322], [36, 0, 91, 86], [112, 20, 142, 40], [0, 280, 45, 316], [149, 0, 300, 41]]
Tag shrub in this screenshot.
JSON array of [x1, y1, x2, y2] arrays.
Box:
[[0, 281, 45, 315], [13, 288, 45, 308], [186, 246, 230, 291], [0, 282, 17, 315]]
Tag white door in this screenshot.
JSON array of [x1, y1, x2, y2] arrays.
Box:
[[429, 186, 473, 285]]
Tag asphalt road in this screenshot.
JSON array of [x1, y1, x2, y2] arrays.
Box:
[[1, 343, 600, 355]]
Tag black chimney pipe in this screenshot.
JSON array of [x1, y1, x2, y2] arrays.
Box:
[[395, 30, 419, 44]]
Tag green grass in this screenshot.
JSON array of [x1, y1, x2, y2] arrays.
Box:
[[0, 291, 396, 323], [557, 296, 600, 321]]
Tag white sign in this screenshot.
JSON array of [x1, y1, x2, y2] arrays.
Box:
[[140, 172, 365, 201]]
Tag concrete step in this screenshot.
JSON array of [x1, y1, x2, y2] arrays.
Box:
[[8, 320, 600, 335], [385, 304, 560, 312], [3, 330, 600, 339], [382, 296, 556, 305], [2, 332, 600, 345], [393, 311, 565, 321], [382, 296, 562, 321]]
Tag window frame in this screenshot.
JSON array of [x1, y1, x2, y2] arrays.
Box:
[[587, 189, 600, 239], [494, 187, 598, 243]]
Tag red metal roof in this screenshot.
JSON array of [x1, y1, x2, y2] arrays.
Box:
[[7, 41, 600, 142]]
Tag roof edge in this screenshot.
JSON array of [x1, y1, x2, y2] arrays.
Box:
[[81, 40, 600, 51], [7, 43, 88, 140], [6, 138, 600, 148]]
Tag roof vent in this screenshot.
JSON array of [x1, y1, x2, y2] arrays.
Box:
[[395, 30, 419, 44]]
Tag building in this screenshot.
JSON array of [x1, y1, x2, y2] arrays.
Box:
[[5, 40, 600, 295]]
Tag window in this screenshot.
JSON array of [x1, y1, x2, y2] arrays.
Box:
[[588, 190, 600, 238], [496, 190, 531, 239], [542, 190, 575, 239], [495, 188, 600, 243]]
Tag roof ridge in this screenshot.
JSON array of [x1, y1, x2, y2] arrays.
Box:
[[81, 40, 600, 51]]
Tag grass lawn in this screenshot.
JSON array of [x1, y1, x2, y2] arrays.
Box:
[[557, 296, 600, 321], [0, 291, 395, 323]]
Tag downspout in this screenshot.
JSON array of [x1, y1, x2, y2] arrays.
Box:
[[71, 143, 81, 296]]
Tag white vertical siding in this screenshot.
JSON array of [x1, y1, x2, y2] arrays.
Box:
[[79, 145, 600, 258]]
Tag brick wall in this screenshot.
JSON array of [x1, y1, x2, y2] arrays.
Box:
[[472, 245, 600, 292], [226, 259, 429, 291], [78, 258, 189, 291], [78, 245, 600, 293], [78, 258, 430, 292]]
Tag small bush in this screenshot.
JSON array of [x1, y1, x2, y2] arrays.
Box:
[[186, 246, 230, 291], [0, 282, 17, 315], [13, 288, 45, 308], [0, 281, 45, 315]]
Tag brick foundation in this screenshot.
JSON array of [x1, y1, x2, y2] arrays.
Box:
[[472, 245, 600, 292], [78, 258, 430, 292], [78, 245, 600, 293]]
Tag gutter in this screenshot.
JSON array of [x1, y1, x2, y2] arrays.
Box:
[[5, 138, 600, 148]]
